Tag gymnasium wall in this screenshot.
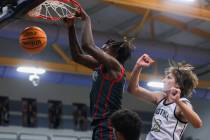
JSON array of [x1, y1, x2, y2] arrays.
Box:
[[183, 99, 209, 140], [1, 24, 210, 140], [0, 78, 155, 111], [0, 74, 209, 140], [1, 22, 210, 67]]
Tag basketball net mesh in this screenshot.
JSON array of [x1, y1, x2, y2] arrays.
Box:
[[28, 0, 80, 20]]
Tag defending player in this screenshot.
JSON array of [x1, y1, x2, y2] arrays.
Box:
[[128, 54, 202, 140]]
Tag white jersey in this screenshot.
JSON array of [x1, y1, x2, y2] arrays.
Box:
[[146, 98, 191, 140]]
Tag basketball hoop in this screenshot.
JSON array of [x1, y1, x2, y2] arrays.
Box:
[[27, 0, 81, 21]]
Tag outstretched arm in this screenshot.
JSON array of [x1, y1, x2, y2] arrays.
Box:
[[80, 9, 121, 72], [65, 18, 99, 69], [128, 54, 164, 104]]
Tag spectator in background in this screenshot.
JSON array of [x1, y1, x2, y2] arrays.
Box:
[[54, 105, 61, 128], [27, 103, 36, 127], [22, 99, 37, 127], [22, 101, 28, 126], [110, 109, 142, 140], [49, 103, 55, 128], [73, 105, 80, 130], [49, 103, 62, 129], [0, 103, 3, 125], [73, 104, 88, 131], [79, 105, 88, 131], [1, 105, 9, 125], [0, 97, 9, 126]]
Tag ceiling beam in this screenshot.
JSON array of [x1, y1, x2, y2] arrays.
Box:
[[196, 40, 210, 49], [107, 15, 141, 33], [152, 15, 210, 40], [103, 0, 210, 21], [150, 13, 156, 39], [86, 3, 110, 15], [107, 1, 146, 14], [103, 0, 210, 40], [0, 57, 209, 89], [0, 57, 91, 75], [52, 44, 72, 64], [124, 9, 150, 37]]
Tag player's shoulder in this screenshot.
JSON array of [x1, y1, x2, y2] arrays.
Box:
[[154, 92, 167, 105], [180, 97, 192, 108]]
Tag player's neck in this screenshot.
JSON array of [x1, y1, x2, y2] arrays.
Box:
[[165, 97, 174, 104], [116, 132, 126, 140]]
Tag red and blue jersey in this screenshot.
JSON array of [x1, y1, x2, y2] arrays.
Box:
[[90, 64, 126, 122]]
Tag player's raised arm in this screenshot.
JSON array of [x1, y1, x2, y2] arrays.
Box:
[[64, 18, 99, 70], [128, 54, 165, 104], [79, 8, 122, 73]]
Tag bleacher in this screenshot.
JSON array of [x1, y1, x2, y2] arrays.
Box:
[[0, 98, 153, 140], [0, 126, 92, 140]]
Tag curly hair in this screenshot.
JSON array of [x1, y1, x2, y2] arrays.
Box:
[[104, 39, 133, 65], [110, 109, 142, 140], [165, 61, 198, 98]]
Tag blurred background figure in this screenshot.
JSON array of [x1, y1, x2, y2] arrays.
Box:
[[73, 103, 88, 131], [0, 96, 9, 126], [48, 100, 62, 129], [22, 98, 37, 127]]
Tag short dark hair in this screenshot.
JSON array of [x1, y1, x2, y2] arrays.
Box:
[[110, 109, 142, 140], [105, 40, 132, 65]]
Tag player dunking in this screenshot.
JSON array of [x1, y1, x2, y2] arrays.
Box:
[[128, 54, 203, 140], [64, 8, 132, 139]]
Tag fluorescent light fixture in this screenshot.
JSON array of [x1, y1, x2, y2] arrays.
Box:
[[147, 81, 164, 89], [17, 66, 46, 74], [183, 0, 194, 1], [170, 0, 195, 2]]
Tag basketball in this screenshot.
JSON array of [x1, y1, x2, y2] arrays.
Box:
[[19, 26, 47, 54]]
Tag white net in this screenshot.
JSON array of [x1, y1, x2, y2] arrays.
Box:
[[28, 0, 80, 20]]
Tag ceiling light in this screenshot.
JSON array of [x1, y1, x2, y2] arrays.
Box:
[[183, 0, 195, 1], [147, 81, 164, 89], [17, 66, 46, 74], [170, 0, 195, 2]]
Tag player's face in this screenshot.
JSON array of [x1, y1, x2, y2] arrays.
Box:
[[113, 128, 123, 140], [113, 128, 117, 139], [162, 73, 178, 92]]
